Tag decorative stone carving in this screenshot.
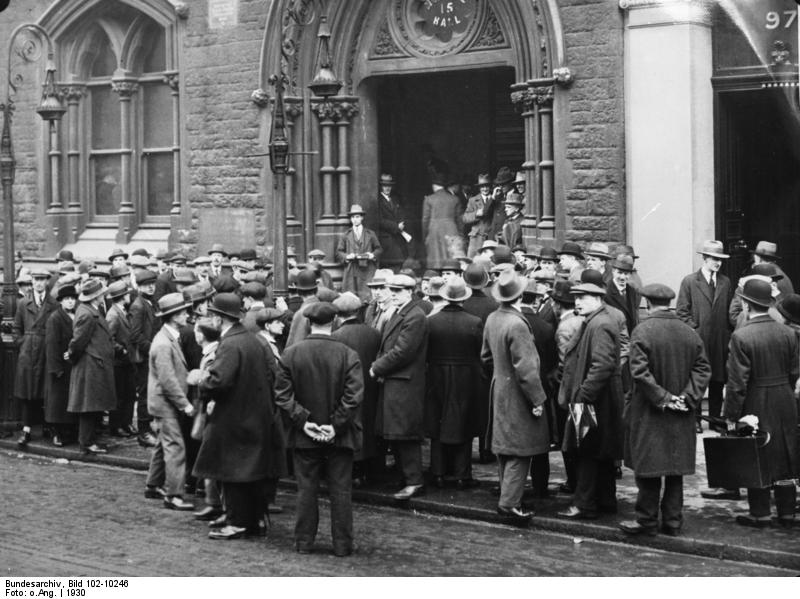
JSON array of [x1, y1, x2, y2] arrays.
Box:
[[469, 6, 507, 50], [311, 98, 360, 122], [553, 67, 574, 87], [173, 2, 189, 19], [373, 19, 405, 57], [163, 71, 179, 91], [285, 98, 303, 122], [510, 89, 536, 113], [335, 100, 360, 122], [771, 40, 791, 66], [531, 85, 554, 106], [388, 0, 487, 57], [59, 85, 86, 102], [111, 80, 138, 97], [533, 0, 550, 76], [251, 87, 270, 107]]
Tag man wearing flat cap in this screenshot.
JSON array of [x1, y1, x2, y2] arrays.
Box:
[[676, 241, 734, 445], [370, 274, 429, 500], [337, 204, 383, 303], [14, 269, 58, 448], [619, 284, 711, 537], [129, 269, 159, 447], [276, 302, 364, 556], [307, 249, 334, 290]]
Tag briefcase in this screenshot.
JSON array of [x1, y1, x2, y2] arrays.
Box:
[[703, 432, 771, 489]]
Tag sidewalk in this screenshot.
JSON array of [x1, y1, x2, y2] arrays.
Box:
[[1, 425, 798, 571]]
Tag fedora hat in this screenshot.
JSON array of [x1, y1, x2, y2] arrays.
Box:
[[441, 277, 472, 302], [609, 255, 636, 273], [106, 281, 130, 301], [208, 243, 228, 257], [109, 265, 131, 280], [558, 242, 584, 260], [347, 204, 366, 216], [612, 244, 639, 259], [386, 274, 416, 290], [737, 278, 774, 309], [367, 268, 394, 288], [550, 280, 575, 305], [777, 294, 800, 325], [56, 285, 78, 301], [427, 276, 445, 299], [752, 241, 780, 260], [494, 166, 514, 186], [504, 192, 525, 207], [476, 173, 492, 187], [463, 262, 489, 290], [207, 292, 243, 320], [570, 269, 607, 296], [480, 239, 498, 252], [108, 248, 128, 262], [295, 269, 319, 291], [379, 173, 395, 186], [156, 292, 191, 318], [522, 278, 544, 299], [173, 267, 198, 285], [193, 255, 212, 265], [78, 279, 108, 302], [539, 247, 558, 261], [585, 242, 611, 260], [492, 245, 514, 265], [513, 171, 526, 185], [491, 270, 526, 302], [698, 240, 729, 260]]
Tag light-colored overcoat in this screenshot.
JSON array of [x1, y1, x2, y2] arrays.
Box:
[[146, 324, 191, 417]]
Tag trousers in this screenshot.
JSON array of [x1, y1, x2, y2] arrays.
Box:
[[497, 455, 531, 510], [145, 415, 186, 497], [430, 439, 471, 480], [635, 475, 683, 530], [573, 456, 617, 514], [393, 440, 423, 486]]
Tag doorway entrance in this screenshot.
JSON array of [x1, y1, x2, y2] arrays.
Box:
[[716, 88, 800, 286], [374, 67, 524, 252]]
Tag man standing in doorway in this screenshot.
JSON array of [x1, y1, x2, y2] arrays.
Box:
[[377, 174, 409, 272]]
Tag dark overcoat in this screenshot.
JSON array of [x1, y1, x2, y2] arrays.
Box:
[[372, 299, 428, 440], [463, 289, 498, 437], [481, 306, 549, 456], [522, 307, 559, 444], [275, 334, 363, 452], [332, 321, 381, 460], [377, 193, 408, 270], [559, 305, 624, 459], [676, 270, 733, 382], [604, 283, 641, 335], [463, 289, 498, 324], [424, 305, 484, 443], [463, 193, 497, 256], [625, 311, 711, 477], [129, 295, 157, 365], [44, 307, 77, 424], [336, 227, 383, 303], [723, 315, 799, 481], [13, 295, 58, 400], [194, 323, 283, 482], [67, 302, 116, 413], [106, 304, 136, 369]]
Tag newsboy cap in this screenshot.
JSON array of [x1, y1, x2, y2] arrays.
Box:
[[135, 270, 158, 285], [640, 283, 676, 302], [305, 302, 338, 325], [332, 291, 362, 314]]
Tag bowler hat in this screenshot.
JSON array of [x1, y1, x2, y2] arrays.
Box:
[[156, 293, 190, 318], [107, 281, 130, 301], [491, 270, 526, 302], [441, 277, 472, 302], [386, 274, 416, 290], [422, 270, 438, 281], [492, 245, 515, 265], [698, 240, 729, 260], [570, 269, 607, 296], [480, 239, 498, 252], [559, 242, 584, 260], [752, 241, 780, 260], [777, 294, 800, 325], [254, 307, 284, 327], [379, 173, 395, 186], [609, 255, 636, 273], [750, 263, 783, 281], [737, 279, 774, 309], [129, 255, 150, 268], [333, 291, 362, 314], [494, 166, 514, 186], [208, 244, 228, 257], [135, 270, 158, 285], [108, 248, 129, 262], [56, 249, 75, 263], [56, 285, 78, 301], [239, 248, 258, 262], [305, 302, 338, 325], [438, 259, 461, 273], [207, 293, 243, 320], [585, 242, 611, 260], [427, 277, 445, 299], [347, 204, 366, 216], [539, 247, 559, 261], [295, 270, 319, 291], [463, 263, 489, 290], [640, 283, 676, 302], [511, 244, 527, 254], [131, 248, 151, 258], [550, 280, 575, 305], [78, 279, 108, 302]]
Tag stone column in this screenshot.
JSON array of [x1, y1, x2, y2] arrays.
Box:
[[530, 81, 555, 236], [311, 99, 338, 220], [511, 86, 538, 245], [619, 0, 714, 291], [58, 85, 86, 245], [163, 72, 181, 215], [334, 98, 359, 222], [284, 98, 303, 223], [111, 77, 138, 244]]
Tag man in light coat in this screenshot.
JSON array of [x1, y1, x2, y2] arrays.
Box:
[[619, 284, 711, 537], [336, 204, 383, 303], [481, 270, 549, 520]]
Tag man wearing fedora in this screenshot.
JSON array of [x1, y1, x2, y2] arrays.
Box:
[[464, 174, 498, 258], [558, 271, 624, 520], [425, 278, 483, 489], [144, 292, 195, 510], [130, 269, 159, 448], [370, 274, 429, 500], [584, 243, 612, 277], [489, 167, 515, 245], [336, 204, 383, 303], [108, 248, 129, 270], [498, 194, 525, 250], [422, 170, 464, 271], [67, 279, 117, 455], [676, 241, 734, 444], [619, 283, 711, 537], [195, 293, 284, 539], [723, 279, 799, 528], [363, 269, 396, 334], [106, 281, 137, 438], [14, 269, 58, 448], [604, 255, 641, 337], [377, 173, 409, 272], [481, 270, 549, 520], [558, 243, 585, 282], [750, 240, 793, 296]]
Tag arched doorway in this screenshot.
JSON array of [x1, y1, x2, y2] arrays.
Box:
[[257, 0, 571, 269]]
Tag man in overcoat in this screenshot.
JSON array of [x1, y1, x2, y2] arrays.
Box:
[[275, 302, 364, 556], [498, 194, 524, 249], [463, 174, 497, 258], [422, 173, 463, 271], [425, 278, 483, 489], [14, 269, 58, 447], [285, 270, 320, 347], [676, 240, 734, 446], [370, 274, 429, 500], [194, 293, 284, 539], [376, 174, 408, 272], [44, 285, 78, 447], [67, 279, 116, 454], [336, 204, 383, 303], [722, 279, 799, 528], [620, 284, 711, 536], [557, 275, 624, 519], [481, 270, 549, 520], [130, 269, 159, 447], [106, 281, 137, 437]]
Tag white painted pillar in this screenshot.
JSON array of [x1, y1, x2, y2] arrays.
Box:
[[620, 0, 715, 291]]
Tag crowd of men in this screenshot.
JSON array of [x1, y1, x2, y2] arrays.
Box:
[[6, 171, 800, 553]]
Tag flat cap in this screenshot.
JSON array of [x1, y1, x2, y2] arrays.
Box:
[[386, 274, 416, 289], [640, 283, 675, 301], [332, 291, 362, 314], [305, 302, 338, 325], [135, 270, 158, 285]]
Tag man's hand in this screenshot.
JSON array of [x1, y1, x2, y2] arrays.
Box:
[[369, 367, 376, 379], [186, 368, 202, 386], [476, 208, 484, 217], [725, 419, 737, 432], [346, 253, 356, 260], [206, 400, 215, 416], [318, 424, 336, 443], [183, 404, 196, 418], [303, 421, 330, 442], [367, 252, 375, 261], [398, 221, 405, 231], [532, 406, 543, 418], [275, 296, 289, 312]]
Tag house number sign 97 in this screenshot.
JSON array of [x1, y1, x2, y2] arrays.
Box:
[[766, 9, 797, 29]]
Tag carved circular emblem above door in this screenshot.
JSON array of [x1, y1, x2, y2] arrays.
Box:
[[392, 0, 487, 56]]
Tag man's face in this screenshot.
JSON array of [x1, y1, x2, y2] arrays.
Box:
[[172, 309, 189, 327], [139, 282, 156, 297], [350, 214, 364, 227], [441, 270, 459, 283], [479, 185, 491, 197], [703, 256, 723, 273], [513, 251, 526, 265], [112, 256, 127, 269], [194, 300, 209, 317], [61, 297, 77, 312], [420, 280, 430, 295], [390, 287, 411, 307], [504, 204, 520, 217], [171, 261, 185, 275], [210, 252, 223, 267], [612, 268, 630, 289], [210, 314, 223, 329], [381, 184, 393, 196], [524, 256, 538, 270], [120, 293, 131, 308], [586, 256, 605, 271], [32, 277, 48, 293], [535, 282, 553, 296], [376, 286, 391, 303], [288, 256, 297, 268], [574, 294, 600, 316], [540, 259, 556, 274], [515, 182, 526, 195], [267, 320, 285, 336], [559, 254, 577, 270], [308, 256, 323, 266], [196, 263, 210, 276]]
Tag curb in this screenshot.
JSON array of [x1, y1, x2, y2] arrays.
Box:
[[2, 438, 798, 572]]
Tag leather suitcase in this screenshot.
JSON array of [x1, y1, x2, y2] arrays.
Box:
[[703, 433, 772, 489]]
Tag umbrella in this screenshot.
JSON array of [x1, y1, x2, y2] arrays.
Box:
[[569, 403, 597, 447]]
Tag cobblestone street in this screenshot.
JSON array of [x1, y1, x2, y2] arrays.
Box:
[[1, 450, 796, 577]]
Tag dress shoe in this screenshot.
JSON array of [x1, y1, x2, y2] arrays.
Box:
[[208, 525, 246, 540], [163, 496, 194, 511], [557, 506, 598, 520], [701, 488, 741, 500], [456, 478, 480, 490], [137, 432, 157, 448], [267, 504, 284, 514], [774, 517, 797, 529], [618, 520, 657, 536], [144, 486, 167, 499], [393, 484, 425, 500], [110, 427, 131, 438], [660, 525, 680, 537], [193, 505, 224, 521], [16, 431, 31, 448], [497, 505, 534, 520], [52, 435, 63, 448], [81, 443, 108, 455], [735, 514, 772, 528]]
